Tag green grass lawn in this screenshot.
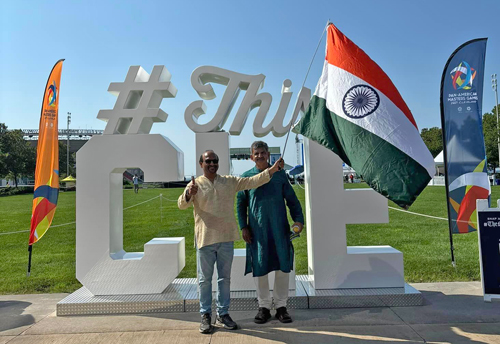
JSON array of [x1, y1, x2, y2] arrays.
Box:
[[0, 183, 495, 294]]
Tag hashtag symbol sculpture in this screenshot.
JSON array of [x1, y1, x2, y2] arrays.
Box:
[[98, 66, 177, 135]]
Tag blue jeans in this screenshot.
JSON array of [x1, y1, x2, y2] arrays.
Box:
[[197, 241, 234, 316]]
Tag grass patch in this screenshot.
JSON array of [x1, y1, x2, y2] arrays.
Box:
[[0, 184, 494, 294]]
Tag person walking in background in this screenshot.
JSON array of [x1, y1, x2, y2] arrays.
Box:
[[237, 141, 304, 324], [133, 174, 139, 194], [178, 149, 284, 334]]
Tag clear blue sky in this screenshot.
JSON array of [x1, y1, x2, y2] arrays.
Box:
[[1, 0, 499, 175]]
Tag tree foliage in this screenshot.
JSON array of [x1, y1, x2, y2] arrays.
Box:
[[483, 105, 500, 169], [420, 127, 443, 158], [0, 123, 7, 174], [58, 141, 76, 177], [0, 124, 77, 188], [0, 124, 36, 187]]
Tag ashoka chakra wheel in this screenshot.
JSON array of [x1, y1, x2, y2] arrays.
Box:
[[342, 84, 380, 119]]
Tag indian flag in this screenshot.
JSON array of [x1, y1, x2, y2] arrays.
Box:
[[294, 24, 435, 208]]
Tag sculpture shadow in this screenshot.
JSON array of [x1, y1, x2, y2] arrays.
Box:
[[0, 300, 35, 332]]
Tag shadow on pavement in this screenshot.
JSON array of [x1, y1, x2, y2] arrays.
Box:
[[135, 290, 500, 343], [0, 300, 35, 332], [223, 324, 499, 344], [392, 290, 500, 324]]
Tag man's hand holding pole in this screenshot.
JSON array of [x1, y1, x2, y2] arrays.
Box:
[[269, 157, 284, 176], [186, 176, 198, 202]]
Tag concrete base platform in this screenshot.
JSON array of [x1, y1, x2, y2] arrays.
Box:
[[57, 275, 422, 316]]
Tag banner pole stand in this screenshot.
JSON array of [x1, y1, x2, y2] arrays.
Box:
[[160, 194, 163, 223], [449, 225, 456, 268], [27, 245, 33, 277]]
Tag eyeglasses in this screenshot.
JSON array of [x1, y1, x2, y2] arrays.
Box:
[[204, 159, 219, 165]]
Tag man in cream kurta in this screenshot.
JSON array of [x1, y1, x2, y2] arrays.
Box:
[[178, 150, 283, 334]]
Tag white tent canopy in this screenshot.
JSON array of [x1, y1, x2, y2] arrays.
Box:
[[434, 151, 444, 166], [434, 151, 444, 176]]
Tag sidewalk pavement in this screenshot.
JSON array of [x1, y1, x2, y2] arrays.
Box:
[[1, 282, 499, 344]]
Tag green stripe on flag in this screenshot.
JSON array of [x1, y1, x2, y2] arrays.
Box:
[[294, 96, 431, 208]]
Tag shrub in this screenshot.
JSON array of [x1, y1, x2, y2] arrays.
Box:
[[0, 186, 34, 197]]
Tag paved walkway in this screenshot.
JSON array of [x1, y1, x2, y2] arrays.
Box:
[[1, 282, 499, 343]]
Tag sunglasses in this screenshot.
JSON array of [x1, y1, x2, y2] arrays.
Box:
[[204, 159, 219, 165]]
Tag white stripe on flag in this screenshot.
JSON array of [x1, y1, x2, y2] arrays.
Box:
[[314, 61, 435, 178]]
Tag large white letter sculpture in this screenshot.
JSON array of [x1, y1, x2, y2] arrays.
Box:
[[77, 66, 185, 295], [185, 66, 311, 136], [186, 66, 311, 178], [304, 139, 403, 289]]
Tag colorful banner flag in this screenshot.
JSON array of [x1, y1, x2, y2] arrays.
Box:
[[29, 59, 64, 245], [294, 24, 434, 208], [440, 39, 489, 234]]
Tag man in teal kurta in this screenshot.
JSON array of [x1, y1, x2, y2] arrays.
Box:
[[237, 141, 304, 324]]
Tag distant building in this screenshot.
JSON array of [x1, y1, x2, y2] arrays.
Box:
[[22, 129, 103, 154]]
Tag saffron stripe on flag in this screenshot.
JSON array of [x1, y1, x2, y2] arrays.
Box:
[[325, 24, 417, 128], [314, 61, 434, 178]]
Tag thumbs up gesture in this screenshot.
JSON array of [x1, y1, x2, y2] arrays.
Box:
[[186, 176, 198, 200]]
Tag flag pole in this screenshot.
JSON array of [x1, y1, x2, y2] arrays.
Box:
[[440, 46, 463, 268], [282, 20, 331, 158], [440, 69, 456, 268]]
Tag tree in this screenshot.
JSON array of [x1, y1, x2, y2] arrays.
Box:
[[58, 141, 76, 177], [483, 105, 500, 170], [0, 123, 7, 174], [0, 124, 36, 187], [420, 127, 443, 158]]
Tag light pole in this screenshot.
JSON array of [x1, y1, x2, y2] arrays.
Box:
[[67, 112, 71, 177], [493, 75, 499, 174]]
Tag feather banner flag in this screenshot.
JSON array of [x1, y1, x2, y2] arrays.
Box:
[[293, 24, 434, 208], [29, 59, 64, 245], [440, 39, 489, 234]]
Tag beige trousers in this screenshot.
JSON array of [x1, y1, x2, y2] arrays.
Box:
[[254, 270, 289, 309]]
